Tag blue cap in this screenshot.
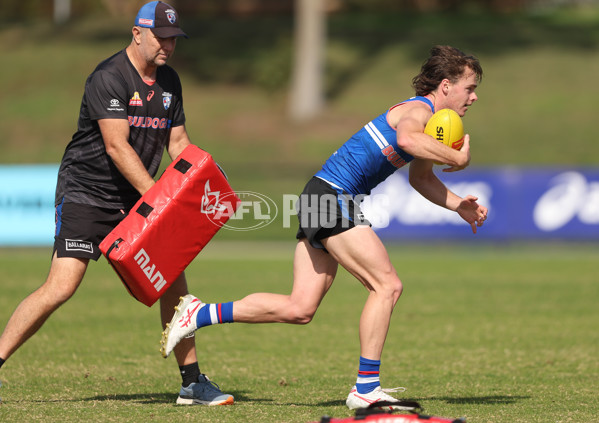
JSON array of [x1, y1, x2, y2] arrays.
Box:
[[135, 1, 187, 38]]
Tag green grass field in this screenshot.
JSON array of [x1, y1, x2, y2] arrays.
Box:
[[2, 7, 599, 423], [0, 242, 597, 422]]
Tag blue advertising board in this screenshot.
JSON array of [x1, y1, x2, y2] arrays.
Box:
[[362, 167, 599, 240], [0, 165, 58, 246], [1, 165, 598, 245]]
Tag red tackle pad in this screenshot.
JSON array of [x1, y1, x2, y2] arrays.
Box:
[[100, 144, 239, 307]]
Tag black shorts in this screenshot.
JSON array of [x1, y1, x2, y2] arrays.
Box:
[[54, 199, 126, 261], [296, 177, 370, 250]]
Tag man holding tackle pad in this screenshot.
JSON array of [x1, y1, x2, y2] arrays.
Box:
[[0, 1, 233, 406]]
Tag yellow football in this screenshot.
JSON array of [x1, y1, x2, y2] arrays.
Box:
[[424, 108, 465, 150]]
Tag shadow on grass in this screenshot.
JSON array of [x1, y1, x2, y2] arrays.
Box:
[[432, 395, 530, 405], [313, 394, 529, 408], [82, 391, 255, 404], [15, 391, 530, 406], [74, 390, 255, 404], [82, 393, 177, 404]]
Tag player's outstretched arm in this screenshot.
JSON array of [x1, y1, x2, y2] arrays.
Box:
[[409, 160, 487, 234], [456, 195, 488, 234]]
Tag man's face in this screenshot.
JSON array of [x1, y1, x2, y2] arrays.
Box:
[[138, 28, 177, 67], [446, 67, 479, 117]]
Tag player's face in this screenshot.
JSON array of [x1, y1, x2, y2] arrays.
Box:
[[141, 29, 177, 67], [447, 67, 479, 117]]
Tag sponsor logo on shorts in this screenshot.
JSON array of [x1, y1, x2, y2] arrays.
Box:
[[65, 239, 93, 253]]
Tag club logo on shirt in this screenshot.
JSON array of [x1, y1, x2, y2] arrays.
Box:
[[162, 92, 172, 110], [129, 92, 143, 107], [165, 9, 177, 24]]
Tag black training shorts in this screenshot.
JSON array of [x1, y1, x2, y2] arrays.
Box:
[[296, 177, 370, 250], [53, 199, 126, 261]]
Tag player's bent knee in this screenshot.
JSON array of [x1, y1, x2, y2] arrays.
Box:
[[52, 285, 79, 305], [393, 279, 404, 302], [34, 285, 76, 309], [379, 277, 403, 303], [38, 277, 78, 305]]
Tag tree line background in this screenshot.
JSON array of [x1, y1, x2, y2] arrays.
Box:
[[1, 0, 598, 166], [1, 0, 597, 21]]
